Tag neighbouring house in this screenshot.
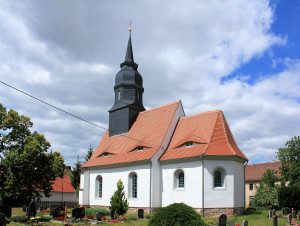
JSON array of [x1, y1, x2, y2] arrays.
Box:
[[39, 176, 78, 203], [245, 161, 282, 207], [79, 32, 248, 217]]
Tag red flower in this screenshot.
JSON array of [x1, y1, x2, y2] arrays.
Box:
[[56, 216, 65, 221]]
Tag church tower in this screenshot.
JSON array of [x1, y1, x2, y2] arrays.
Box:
[[108, 29, 145, 137]]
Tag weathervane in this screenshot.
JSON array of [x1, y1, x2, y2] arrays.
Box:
[[129, 19, 132, 33]]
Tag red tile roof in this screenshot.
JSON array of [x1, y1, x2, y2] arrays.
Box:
[[160, 110, 247, 161], [51, 176, 75, 193], [83, 102, 247, 168], [245, 161, 282, 182], [82, 101, 181, 168]]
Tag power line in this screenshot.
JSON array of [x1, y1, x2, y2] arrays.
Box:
[[0, 80, 161, 148]]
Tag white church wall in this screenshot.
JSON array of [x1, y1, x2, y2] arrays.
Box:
[[233, 161, 245, 207], [88, 164, 151, 208], [79, 173, 85, 205], [39, 192, 78, 202], [203, 160, 234, 208], [151, 103, 185, 208], [161, 160, 203, 208], [82, 171, 90, 205]]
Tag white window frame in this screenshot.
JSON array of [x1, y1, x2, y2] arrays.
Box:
[[212, 167, 226, 189], [128, 172, 138, 199], [174, 169, 185, 190]]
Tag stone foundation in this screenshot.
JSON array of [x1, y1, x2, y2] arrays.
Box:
[[79, 205, 244, 218]]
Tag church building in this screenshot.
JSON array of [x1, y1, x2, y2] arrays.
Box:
[[79, 31, 248, 217]]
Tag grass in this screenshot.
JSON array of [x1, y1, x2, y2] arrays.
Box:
[[9, 207, 300, 226]]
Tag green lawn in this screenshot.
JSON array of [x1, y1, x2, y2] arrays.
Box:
[[9, 207, 300, 226]]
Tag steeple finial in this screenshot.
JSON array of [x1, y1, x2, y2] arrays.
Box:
[[120, 20, 138, 69]]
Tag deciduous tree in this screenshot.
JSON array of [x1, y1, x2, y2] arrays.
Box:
[[0, 104, 65, 204]]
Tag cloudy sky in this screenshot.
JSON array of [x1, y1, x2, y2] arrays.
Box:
[[1, 0, 299, 167]]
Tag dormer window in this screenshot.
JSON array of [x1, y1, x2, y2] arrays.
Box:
[[99, 152, 115, 157], [131, 146, 149, 152], [176, 141, 202, 148]]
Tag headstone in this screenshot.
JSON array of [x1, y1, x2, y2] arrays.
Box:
[[72, 207, 85, 220], [53, 206, 64, 219], [0, 213, 5, 226], [218, 214, 227, 226], [269, 210, 272, 218], [0, 205, 12, 218], [272, 209, 276, 216], [138, 209, 144, 219], [288, 213, 292, 224], [273, 215, 278, 226], [293, 209, 297, 218], [27, 201, 36, 219], [228, 220, 235, 226], [40, 206, 47, 211], [110, 209, 115, 219], [50, 205, 61, 216], [22, 205, 27, 212], [96, 212, 106, 221], [242, 220, 248, 226]]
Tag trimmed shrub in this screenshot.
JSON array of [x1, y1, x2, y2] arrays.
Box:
[[7, 216, 28, 223], [149, 203, 206, 226], [85, 207, 110, 217]]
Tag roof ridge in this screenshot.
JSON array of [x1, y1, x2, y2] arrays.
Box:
[[142, 100, 181, 113], [219, 111, 237, 156], [202, 110, 220, 156], [182, 109, 221, 120], [247, 161, 281, 166]]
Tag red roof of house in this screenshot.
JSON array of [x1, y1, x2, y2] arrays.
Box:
[[51, 176, 75, 193], [160, 110, 247, 161], [245, 161, 282, 182], [83, 102, 247, 168], [83, 101, 181, 168]]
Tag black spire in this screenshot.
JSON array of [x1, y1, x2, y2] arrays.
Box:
[[108, 30, 145, 137]]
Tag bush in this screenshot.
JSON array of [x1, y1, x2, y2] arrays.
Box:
[[85, 208, 110, 217], [7, 216, 28, 223], [149, 203, 206, 226]]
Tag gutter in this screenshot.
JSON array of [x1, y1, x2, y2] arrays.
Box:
[[244, 160, 248, 209], [149, 161, 152, 214], [201, 155, 205, 217]]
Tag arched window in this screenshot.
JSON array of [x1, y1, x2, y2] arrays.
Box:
[[118, 90, 121, 100], [96, 176, 103, 198], [213, 167, 226, 188], [174, 169, 184, 189], [129, 172, 137, 198]]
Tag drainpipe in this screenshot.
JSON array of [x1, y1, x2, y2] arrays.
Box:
[[244, 160, 248, 209], [149, 161, 152, 214], [202, 156, 205, 217]]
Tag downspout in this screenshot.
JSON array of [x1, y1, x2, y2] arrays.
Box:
[[149, 161, 152, 214], [202, 155, 205, 217], [244, 160, 248, 209]]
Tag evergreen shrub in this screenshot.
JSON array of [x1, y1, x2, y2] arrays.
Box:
[[149, 203, 206, 226]]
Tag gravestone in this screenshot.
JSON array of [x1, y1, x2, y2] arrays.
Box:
[[0, 213, 5, 226], [242, 220, 248, 226], [40, 206, 47, 211], [272, 209, 276, 216], [0, 205, 12, 218], [273, 215, 278, 226], [22, 205, 27, 212], [72, 207, 85, 220], [27, 201, 36, 219], [269, 210, 272, 218], [288, 213, 292, 224], [53, 206, 64, 219], [50, 205, 61, 216], [228, 220, 235, 226], [138, 209, 144, 219], [96, 212, 106, 221], [110, 209, 115, 219], [218, 214, 227, 226], [293, 209, 297, 218]]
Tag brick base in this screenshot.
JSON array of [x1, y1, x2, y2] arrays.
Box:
[[80, 205, 244, 218]]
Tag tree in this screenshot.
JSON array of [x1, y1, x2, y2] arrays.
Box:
[[252, 169, 279, 209], [71, 154, 82, 194], [110, 179, 129, 216], [0, 104, 65, 204], [276, 136, 300, 185], [84, 144, 93, 163]]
